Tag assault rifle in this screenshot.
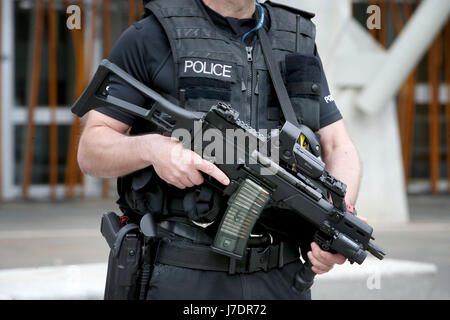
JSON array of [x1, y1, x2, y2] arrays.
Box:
[[72, 60, 386, 292]]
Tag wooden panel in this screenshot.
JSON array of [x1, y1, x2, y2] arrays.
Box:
[[65, 0, 85, 198], [427, 32, 443, 194], [368, 0, 378, 40], [23, 0, 45, 199], [401, 1, 419, 186], [129, 0, 137, 25], [391, 0, 419, 186], [390, 0, 406, 138], [65, 0, 99, 198], [389, 0, 404, 34], [445, 21, 450, 192], [378, 0, 387, 48], [0, 0, 3, 201], [103, 0, 111, 57], [48, 0, 58, 199], [139, 0, 145, 18]]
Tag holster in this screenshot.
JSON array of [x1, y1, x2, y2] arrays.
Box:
[[101, 211, 142, 300]]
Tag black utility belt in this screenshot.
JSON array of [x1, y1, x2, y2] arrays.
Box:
[[157, 219, 273, 248], [154, 239, 300, 275]]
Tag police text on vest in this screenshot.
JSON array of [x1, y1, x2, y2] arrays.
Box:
[[184, 60, 232, 78]]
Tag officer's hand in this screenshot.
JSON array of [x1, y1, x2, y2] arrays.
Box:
[[308, 215, 368, 274], [147, 134, 230, 189], [307, 242, 346, 275]]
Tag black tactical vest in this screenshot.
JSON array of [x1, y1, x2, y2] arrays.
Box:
[[143, 0, 319, 130], [117, 0, 323, 224]]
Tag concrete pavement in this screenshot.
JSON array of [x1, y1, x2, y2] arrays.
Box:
[[0, 199, 112, 269]]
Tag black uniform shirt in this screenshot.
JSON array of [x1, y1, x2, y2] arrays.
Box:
[[97, 1, 342, 129]]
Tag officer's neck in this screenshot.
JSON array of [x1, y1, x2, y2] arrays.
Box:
[[202, 0, 255, 19]]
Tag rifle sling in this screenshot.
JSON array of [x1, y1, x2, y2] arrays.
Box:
[[258, 28, 300, 127]]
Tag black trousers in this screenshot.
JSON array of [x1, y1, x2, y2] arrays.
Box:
[[146, 259, 311, 300]]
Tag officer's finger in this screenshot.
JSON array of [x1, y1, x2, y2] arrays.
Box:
[[169, 180, 186, 190], [179, 175, 195, 188], [307, 251, 331, 274], [168, 174, 191, 189], [188, 170, 205, 186], [310, 242, 335, 268], [311, 242, 346, 265], [195, 159, 230, 186]]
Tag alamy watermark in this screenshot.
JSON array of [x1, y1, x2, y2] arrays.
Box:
[[66, 5, 81, 30], [367, 5, 381, 30], [67, 4, 383, 31], [366, 269, 382, 290], [171, 121, 280, 176]]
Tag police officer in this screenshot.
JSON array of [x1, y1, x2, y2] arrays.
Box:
[[77, 0, 361, 300]]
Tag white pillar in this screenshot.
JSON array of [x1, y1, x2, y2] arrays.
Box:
[[279, 0, 409, 224]]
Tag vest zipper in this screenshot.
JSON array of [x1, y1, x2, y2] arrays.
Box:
[[246, 46, 253, 100], [246, 46, 254, 127]]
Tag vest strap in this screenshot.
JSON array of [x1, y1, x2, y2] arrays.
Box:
[[259, 28, 300, 127]]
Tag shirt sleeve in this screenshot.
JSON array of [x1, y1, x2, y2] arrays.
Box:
[[95, 20, 154, 126], [315, 49, 343, 129]]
